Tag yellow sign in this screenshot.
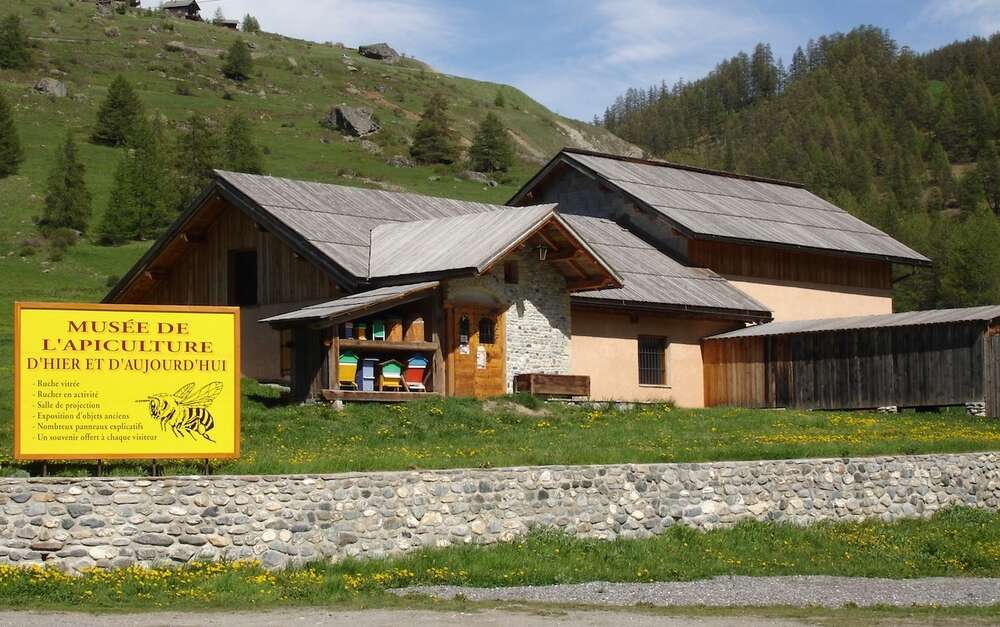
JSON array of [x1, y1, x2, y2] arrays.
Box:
[[14, 302, 240, 460]]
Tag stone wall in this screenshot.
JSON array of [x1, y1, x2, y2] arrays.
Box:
[[446, 248, 572, 392], [2, 452, 998, 572]]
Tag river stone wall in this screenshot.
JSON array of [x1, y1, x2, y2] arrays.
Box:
[[2, 452, 999, 572]]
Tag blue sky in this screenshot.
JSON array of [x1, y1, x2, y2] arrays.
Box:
[[214, 0, 1000, 120]]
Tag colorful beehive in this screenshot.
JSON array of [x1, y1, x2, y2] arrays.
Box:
[[405, 355, 429, 391], [338, 352, 359, 390], [355, 322, 368, 340], [360, 357, 379, 391], [342, 322, 353, 339], [379, 360, 405, 391], [371, 320, 386, 341]]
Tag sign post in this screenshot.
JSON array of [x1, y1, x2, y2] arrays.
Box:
[[14, 302, 240, 461]]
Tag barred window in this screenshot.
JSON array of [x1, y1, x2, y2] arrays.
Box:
[[478, 316, 496, 344], [638, 336, 668, 386]]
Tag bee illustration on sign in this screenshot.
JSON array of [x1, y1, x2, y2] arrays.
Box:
[[137, 382, 223, 442]]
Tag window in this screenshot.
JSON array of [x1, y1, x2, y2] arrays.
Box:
[[504, 261, 519, 284], [478, 316, 496, 344], [638, 336, 668, 386], [228, 250, 258, 306]]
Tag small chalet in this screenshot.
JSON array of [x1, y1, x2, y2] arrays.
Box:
[[106, 149, 998, 414], [215, 19, 239, 30], [160, 0, 201, 20]]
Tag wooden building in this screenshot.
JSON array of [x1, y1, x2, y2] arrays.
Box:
[[702, 307, 1000, 417], [160, 0, 201, 20], [107, 150, 946, 406]]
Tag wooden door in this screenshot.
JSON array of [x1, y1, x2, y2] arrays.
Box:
[[452, 306, 505, 398]]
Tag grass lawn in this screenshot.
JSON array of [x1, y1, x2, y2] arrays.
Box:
[[1, 508, 999, 612], [2, 378, 1000, 477]]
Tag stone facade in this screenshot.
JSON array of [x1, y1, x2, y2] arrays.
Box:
[[446, 249, 572, 391], [2, 452, 998, 572]]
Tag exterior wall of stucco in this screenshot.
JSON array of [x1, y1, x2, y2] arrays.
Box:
[[570, 307, 741, 405], [725, 276, 893, 322], [446, 250, 572, 392]]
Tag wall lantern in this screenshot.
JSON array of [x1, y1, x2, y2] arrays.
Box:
[[537, 244, 548, 261]]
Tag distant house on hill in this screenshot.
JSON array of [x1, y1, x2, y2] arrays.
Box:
[[215, 19, 239, 30], [160, 0, 201, 20], [104, 148, 996, 416]]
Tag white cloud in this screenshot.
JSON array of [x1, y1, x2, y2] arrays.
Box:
[[914, 0, 1000, 37], [211, 0, 461, 55]]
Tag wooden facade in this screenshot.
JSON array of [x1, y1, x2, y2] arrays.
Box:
[[127, 198, 341, 306], [704, 322, 997, 415], [687, 240, 892, 290], [988, 330, 1000, 418]]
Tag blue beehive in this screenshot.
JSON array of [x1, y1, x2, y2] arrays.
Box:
[[361, 357, 379, 391]]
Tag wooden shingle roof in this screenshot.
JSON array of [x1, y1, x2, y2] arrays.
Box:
[[512, 149, 930, 266]]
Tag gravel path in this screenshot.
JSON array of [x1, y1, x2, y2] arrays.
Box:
[[0, 609, 812, 627], [391, 576, 1000, 608]]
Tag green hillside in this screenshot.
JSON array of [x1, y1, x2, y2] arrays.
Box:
[[0, 0, 638, 440]]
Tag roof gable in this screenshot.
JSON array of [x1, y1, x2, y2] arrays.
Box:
[[512, 149, 930, 266]]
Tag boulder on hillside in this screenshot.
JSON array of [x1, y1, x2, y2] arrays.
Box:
[[321, 105, 379, 137], [358, 43, 399, 62], [33, 78, 67, 98]]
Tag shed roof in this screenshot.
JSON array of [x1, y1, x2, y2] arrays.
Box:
[[706, 305, 1000, 340], [260, 282, 439, 326], [511, 149, 930, 266], [563, 215, 770, 318]]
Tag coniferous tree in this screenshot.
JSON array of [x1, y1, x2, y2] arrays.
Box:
[[0, 13, 30, 70], [91, 75, 144, 146], [223, 38, 253, 81], [468, 112, 514, 173], [939, 208, 1000, 306], [979, 140, 1000, 215], [958, 170, 985, 212], [212, 7, 225, 24], [39, 132, 90, 235], [410, 93, 458, 164], [223, 112, 264, 174], [241, 14, 260, 33], [0, 91, 23, 178], [174, 113, 221, 207], [494, 89, 506, 108], [98, 118, 175, 244]]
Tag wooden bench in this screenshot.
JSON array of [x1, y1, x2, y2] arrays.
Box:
[[513, 374, 590, 398]]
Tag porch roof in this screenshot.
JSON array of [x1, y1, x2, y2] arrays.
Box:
[[260, 281, 439, 327]]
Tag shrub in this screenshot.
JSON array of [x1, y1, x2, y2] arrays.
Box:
[[0, 13, 31, 70], [222, 38, 252, 81]]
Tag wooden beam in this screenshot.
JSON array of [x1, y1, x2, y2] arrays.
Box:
[[536, 230, 560, 251], [547, 249, 582, 262], [567, 258, 589, 278], [567, 278, 614, 291]]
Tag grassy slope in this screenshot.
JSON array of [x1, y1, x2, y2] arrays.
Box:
[[0, 0, 637, 449], [2, 508, 1000, 613]]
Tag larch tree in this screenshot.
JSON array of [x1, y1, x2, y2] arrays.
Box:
[[978, 141, 1000, 216], [97, 118, 175, 245], [409, 93, 458, 164], [223, 38, 253, 81], [223, 112, 264, 174], [91, 75, 144, 146], [0, 91, 23, 178], [0, 13, 30, 70], [39, 132, 91, 235], [174, 113, 222, 208], [468, 112, 514, 173], [241, 14, 261, 33]]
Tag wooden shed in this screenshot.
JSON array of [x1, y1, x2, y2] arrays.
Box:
[[703, 306, 1000, 417]]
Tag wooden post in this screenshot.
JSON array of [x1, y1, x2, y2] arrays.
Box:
[[96, 459, 104, 477], [330, 324, 340, 391], [430, 298, 445, 395]]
